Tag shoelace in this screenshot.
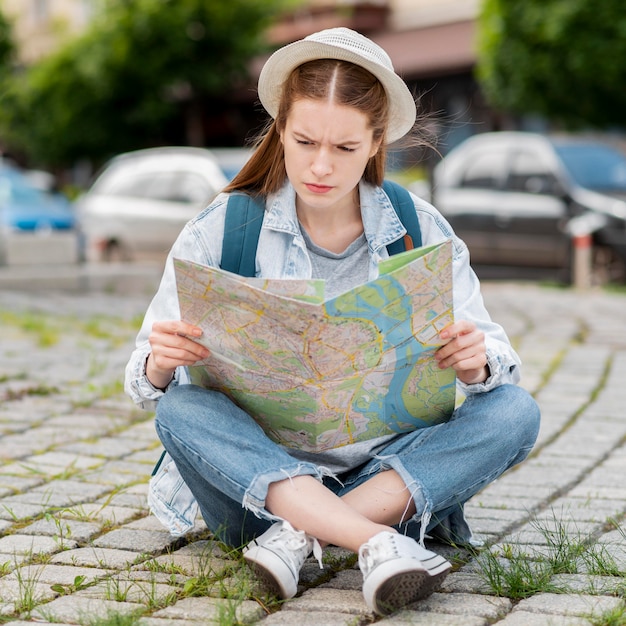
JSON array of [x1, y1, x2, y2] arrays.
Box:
[[360, 533, 400, 574], [272, 521, 324, 570]]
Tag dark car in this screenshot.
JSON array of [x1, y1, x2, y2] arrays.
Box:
[[432, 132, 626, 283]]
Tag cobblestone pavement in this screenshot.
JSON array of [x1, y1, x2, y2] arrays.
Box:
[[1, 281, 625, 625]]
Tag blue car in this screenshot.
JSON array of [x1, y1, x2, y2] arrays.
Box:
[[0, 165, 76, 231]]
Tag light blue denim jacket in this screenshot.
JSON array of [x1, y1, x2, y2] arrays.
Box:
[[125, 180, 521, 536]]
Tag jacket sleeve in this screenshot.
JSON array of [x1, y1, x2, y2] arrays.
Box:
[[411, 193, 521, 394], [124, 197, 228, 410]]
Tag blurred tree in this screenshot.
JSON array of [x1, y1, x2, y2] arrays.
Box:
[[0, 0, 294, 167], [477, 0, 626, 128], [0, 7, 13, 73]]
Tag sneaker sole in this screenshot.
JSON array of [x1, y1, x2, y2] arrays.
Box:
[[365, 555, 452, 616], [243, 545, 297, 599]]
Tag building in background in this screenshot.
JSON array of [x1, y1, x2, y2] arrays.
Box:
[[0, 0, 96, 64], [1, 0, 507, 167]]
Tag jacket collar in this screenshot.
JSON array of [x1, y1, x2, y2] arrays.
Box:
[[263, 180, 406, 253]]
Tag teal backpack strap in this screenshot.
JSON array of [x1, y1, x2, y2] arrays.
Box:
[[220, 192, 265, 277], [220, 182, 422, 277], [383, 179, 422, 255]]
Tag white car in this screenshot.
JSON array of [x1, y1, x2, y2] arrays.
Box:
[[77, 147, 229, 261]]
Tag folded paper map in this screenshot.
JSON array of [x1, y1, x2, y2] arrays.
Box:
[[174, 239, 456, 453]]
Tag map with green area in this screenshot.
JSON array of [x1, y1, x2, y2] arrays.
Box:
[[175, 240, 456, 452]]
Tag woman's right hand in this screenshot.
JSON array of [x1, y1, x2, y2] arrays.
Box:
[[146, 320, 210, 390]]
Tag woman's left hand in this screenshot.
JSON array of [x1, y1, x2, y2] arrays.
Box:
[[435, 320, 489, 385]]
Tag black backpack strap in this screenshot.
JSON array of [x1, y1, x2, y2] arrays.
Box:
[[220, 192, 265, 277], [383, 179, 422, 255]]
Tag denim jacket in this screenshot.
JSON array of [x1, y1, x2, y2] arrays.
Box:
[[126, 180, 522, 536]]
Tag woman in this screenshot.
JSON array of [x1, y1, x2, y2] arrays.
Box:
[[125, 27, 540, 616]]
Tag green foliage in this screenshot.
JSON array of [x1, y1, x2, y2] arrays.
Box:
[[0, 7, 14, 74], [477, 0, 626, 128], [0, 0, 293, 167]]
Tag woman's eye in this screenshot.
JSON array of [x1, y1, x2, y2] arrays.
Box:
[[339, 146, 356, 153], [296, 139, 312, 146]]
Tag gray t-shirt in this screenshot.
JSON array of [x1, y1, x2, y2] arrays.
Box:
[[284, 227, 399, 474]]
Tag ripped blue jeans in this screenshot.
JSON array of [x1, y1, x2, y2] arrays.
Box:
[[154, 383, 540, 548]]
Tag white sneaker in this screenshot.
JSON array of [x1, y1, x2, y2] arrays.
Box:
[[359, 531, 451, 615], [243, 520, 322, 599]]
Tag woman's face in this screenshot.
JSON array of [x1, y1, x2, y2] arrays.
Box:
[[280, 98, 381, 215]]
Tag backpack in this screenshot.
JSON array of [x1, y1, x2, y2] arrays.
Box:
[[220, 179, 422, 277]]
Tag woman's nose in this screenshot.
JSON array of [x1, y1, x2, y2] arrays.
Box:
[[310, 148, 332, 178]]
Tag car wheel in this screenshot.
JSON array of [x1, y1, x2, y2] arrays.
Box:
[[102, 239, 132, 263], [592, 245, 626, 285]]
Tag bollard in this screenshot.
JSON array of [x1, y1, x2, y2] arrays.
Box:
[[572, 233, 592, 290]]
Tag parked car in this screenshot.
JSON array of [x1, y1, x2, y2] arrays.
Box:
[[77, 147, 229, 261], [211, 147, 254, 181], [432, 132, 626, 283], [0, 165, 81, 265]]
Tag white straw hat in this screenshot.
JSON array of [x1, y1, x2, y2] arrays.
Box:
[[258, 27, 416, 144]]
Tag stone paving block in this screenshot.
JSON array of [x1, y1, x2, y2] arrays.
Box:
[[31, 478, 112, 500], [403, 592, 512, 620], [0, 474, 45, 491], [466, 493, 545, 512], [377, 611, 489, 625], [497, 611, 592, 625], [260, 610, 373, 625], [126, 448, 165, 465], [79, 468, 148, 487], [550, 573, 625, 595], [75, 577, 179, 605], [138, 618, 206, 626], [18, 451, 106, 474], [465, 505, 527, 525], [1, 622, 77, 626], [57, 502, 142, 526], [58, 436, 149, 458], [540, 497, 624, 524], [169, 538, 227, 558], [440, 571, 493, 595], [0, 534, 71, 556], [125, 514, 172, 531], [283, 587, 369, 616], [30, 595, 145, 623], [0, 577, 57, 605], [96, 491, 149, 510], [7, 563, 110, 586], [18, 517, 102, 543], [92, 528, 179, 554], [87, 458, 155, 476], [135, 553, 231, 578], [318, 567, 362, 590], [568, 485, 626, 501], [514, 592, 623, 618], [51, 546, 145, 569], [466, 516, 519, 535], [150, 595, 265, 623]]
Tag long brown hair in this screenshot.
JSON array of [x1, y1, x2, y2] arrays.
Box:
[[224, 59, 390, 196]]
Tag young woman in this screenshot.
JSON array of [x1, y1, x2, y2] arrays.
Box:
[[125, 27, 540, 616]]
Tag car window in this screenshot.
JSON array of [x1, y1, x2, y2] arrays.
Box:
[[459, 150, 508, 189], [172, 172, 215, 204], [95, 170, 213, 204], [507, 151, 558, 194], [553, 144, 626, 191]]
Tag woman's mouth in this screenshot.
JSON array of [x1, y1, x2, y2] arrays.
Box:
[[305, 183, 333, 194]]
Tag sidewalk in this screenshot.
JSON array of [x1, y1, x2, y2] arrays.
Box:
[[1, 281, 625, 625]]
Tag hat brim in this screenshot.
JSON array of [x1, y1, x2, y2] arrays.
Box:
[[258, 39, 416, 144]]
